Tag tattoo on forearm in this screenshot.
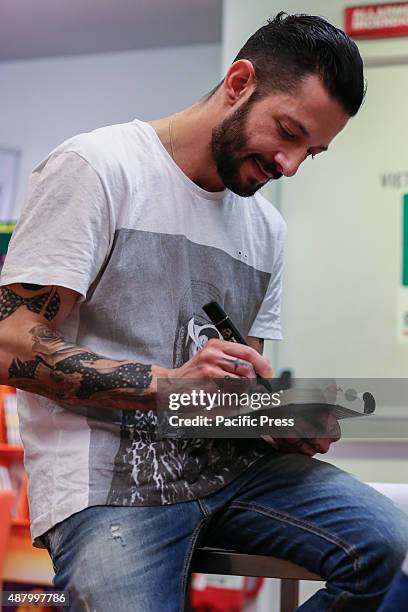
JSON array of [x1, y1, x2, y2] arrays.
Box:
[[8, 325, 152, 406], [0, 286, 61, 322]]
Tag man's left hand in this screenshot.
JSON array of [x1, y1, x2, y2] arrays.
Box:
[[263, 412, 341, 456]]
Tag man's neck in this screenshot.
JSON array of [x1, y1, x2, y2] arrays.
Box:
[[148, 100, 225, 193]]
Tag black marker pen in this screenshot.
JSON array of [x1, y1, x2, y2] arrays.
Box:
[[202, 300, 274, 393]]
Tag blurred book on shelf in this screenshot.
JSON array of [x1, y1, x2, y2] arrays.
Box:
[[0, 386, 21, 446], [0, 465, 12, 489], [3, 393, 21, 446]]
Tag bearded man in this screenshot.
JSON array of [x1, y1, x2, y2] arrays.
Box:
[[1, 12, 407, 612]]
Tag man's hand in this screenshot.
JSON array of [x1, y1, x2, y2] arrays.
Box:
[[263, 412, 341, 456], [171, 338, 273, 381]]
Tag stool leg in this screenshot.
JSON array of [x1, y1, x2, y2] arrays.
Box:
[[280, 579, 299, 612], [183, 573, 193, 612]]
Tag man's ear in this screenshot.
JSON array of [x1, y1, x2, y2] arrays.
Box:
[[223, 59, 257, 106]]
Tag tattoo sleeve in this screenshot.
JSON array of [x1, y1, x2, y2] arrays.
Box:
[[0, 286, 61, 322], [21, 283, 47, 291], [7, 325, 154, 411]]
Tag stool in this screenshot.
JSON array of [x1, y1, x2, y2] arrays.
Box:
[[189, 547, 323, 612]]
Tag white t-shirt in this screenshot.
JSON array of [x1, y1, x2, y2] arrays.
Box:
[[0, 119, 286, 548]]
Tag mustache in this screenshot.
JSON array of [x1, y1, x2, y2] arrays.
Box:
[[254, 155, 283, 180]]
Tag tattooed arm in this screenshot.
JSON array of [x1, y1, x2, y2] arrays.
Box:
[[0, 284, 275, 411], [0, 284, 168, 410]]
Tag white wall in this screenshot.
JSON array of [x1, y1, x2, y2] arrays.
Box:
[[0, 43, 221, 216], [223, 0, 408, 67]]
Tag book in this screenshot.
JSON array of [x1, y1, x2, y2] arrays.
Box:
[[3, 393, 22, 446]]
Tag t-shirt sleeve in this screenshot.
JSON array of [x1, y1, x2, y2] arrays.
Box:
[[247, 218, 286, 340], [0, 151, 114, 298]]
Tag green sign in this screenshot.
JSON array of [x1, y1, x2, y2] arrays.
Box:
[[403, 195, 408, 286], [0, 223, 15, 259]]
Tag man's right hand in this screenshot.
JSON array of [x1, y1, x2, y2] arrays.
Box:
[[169, 338, 273, 381]]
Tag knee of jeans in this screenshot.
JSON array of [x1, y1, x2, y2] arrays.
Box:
[[327, 515, 408, 597], [358, 525, 408, 595], [376, 533, 408, 584]]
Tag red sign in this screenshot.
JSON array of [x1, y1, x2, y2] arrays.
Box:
[[345, 3, 408, 39]]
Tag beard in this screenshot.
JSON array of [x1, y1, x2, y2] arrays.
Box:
[[211, 96, 282, 197]]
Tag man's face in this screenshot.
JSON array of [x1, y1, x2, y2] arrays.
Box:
[[211, 73, 350, 197]]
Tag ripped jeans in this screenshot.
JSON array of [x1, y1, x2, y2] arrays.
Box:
[[40, 451, 408, 612]]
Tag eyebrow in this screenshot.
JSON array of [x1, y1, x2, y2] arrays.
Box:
[[284, 115, 329, 151]]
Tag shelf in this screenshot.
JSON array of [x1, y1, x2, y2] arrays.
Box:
[[12, 518, 31, 529], [3, 527, 54, 586], [0, 390, 46, 584], [0, 443, 24, 462]]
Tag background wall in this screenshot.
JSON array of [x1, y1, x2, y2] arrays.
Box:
[[0, 42, 221, 216], [223, 0, 408, 67]]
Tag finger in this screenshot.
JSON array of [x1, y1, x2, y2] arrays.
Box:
[[221, 357, 256, 378], [261, 435, 279, 449], [297, 408, 329, 429], [294, 413, 341, 440], [276, 438, 317, 456], [311, 438, 335, 454], [209, 368, 241, 380], [301, 436, 339, 454], [326, 414, 341, 439], [207, 339, 273, 378]]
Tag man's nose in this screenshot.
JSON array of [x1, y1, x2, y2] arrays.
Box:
[[274, 152, 304, 178]]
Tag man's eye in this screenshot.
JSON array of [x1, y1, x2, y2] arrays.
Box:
[[278, 123, 296, 140]]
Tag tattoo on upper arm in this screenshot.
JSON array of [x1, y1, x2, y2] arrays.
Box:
[[8, 325, 152, 404], [21, 283, 47, 291], [44, 291, 61, 321], [0, 286, 61, 322], [258, 338, 264, 355]]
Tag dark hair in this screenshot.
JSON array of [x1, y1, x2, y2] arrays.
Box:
[[216, 12, 366, 116]]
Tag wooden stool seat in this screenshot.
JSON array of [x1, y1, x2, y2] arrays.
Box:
[[189, 547, 323, 612]]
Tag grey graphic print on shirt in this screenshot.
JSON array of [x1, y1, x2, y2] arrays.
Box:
[[81, 229, 272, 506]]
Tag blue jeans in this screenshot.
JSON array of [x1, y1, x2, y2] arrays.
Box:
[[41, 451, 408, 611], [378, 571, 408, 611]]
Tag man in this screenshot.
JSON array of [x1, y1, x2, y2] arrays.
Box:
[[0, 12, 407, 611]]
